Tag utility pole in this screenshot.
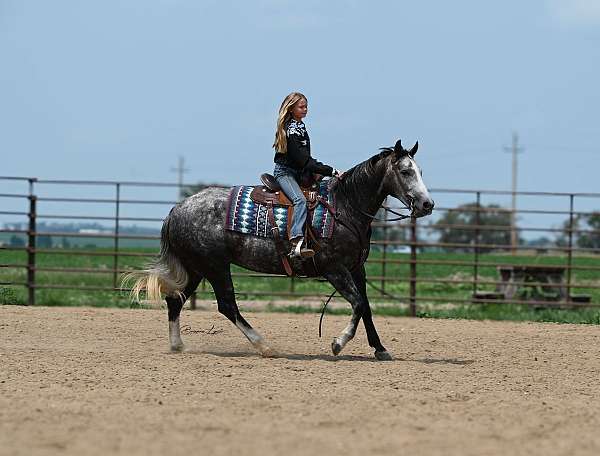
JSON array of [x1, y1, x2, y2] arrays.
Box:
[[170, 156, 189, 199], [504, 132, 523, 255]]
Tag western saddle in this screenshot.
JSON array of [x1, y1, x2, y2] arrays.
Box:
[[250, 173, 332, 276], [250, 173, 321, 208]]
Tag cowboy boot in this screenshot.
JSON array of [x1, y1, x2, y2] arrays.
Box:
[[288, 237, 315, 259]]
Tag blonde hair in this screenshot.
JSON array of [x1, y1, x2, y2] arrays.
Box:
[[273, 92, 307, 153]]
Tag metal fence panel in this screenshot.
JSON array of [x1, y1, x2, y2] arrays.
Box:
[[1, 176, 599, 312]]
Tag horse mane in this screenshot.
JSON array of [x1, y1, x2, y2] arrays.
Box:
[[378, 146, 395, 155], [334, 147, 394, 202]]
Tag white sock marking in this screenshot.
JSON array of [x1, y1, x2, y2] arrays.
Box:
[[169, 318, 184, 350], [336, 322, 357, 350], [235, 320, 262, 344]]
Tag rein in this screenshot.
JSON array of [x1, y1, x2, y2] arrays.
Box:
[[315, 178, 412, 336], [318, 278, 407, 338], [318, 289, 337, 338], [331, 171, 413, 222], [356, 206, 412, 222]]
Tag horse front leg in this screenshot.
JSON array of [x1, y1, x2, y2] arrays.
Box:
[[323, 268, 367, 357], [352, 265, 392, 361]]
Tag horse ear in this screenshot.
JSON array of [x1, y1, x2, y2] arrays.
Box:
[[394, 139, 403, 154], [409, 141, 418, 157]]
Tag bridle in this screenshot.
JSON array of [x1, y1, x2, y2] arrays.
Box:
[[356, 203, 413, 222], [356, 195, 414, 222], [332, 173, 414, 222]]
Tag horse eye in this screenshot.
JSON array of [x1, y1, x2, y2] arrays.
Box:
[[400, 169, 413, 177]]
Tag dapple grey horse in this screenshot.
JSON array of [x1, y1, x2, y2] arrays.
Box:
[[128, 140, 434, 360]]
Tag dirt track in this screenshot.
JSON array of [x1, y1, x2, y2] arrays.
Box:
[[1, 306, 600, 456]]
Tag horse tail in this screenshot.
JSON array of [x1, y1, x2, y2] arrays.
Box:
[[122, 213, 188, 305]]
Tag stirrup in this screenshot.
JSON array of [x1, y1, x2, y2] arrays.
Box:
[[289, 238, 315, 259]]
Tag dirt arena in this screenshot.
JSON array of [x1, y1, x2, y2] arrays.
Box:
[[1, 306, 600, 456]]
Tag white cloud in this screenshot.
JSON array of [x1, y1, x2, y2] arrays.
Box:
[[547, 0, 600, 26]]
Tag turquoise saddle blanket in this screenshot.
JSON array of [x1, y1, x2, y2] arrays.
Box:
[[225, 180, 335, 239]]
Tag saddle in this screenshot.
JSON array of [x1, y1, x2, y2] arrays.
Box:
[[250, 173, 334, 276], [250, 173, 321, 207]]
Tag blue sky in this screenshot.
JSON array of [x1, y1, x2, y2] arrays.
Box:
[[1, 0, 599, 233]]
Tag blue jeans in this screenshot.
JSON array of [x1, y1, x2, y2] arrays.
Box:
[[273, 163, 307, 239]]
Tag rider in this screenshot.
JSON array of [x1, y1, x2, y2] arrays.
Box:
[[273, 92, 343, 258]]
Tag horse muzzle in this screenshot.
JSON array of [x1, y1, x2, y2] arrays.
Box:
[[412, 198, 435, 218]]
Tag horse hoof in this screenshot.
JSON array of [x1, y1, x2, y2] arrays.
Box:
[[331, 339, 342, 356], [259, 347, 277, 358], [375, 350, 393, 361], [170, 344, 185, 353]]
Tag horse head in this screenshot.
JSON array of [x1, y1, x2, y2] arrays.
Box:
[[380, 139, 434, 218]]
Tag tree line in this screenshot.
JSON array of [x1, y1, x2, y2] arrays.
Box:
[[371, 202, 599, 252]]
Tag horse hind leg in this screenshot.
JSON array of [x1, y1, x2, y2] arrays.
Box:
[[208, 267, 274, 357], [165, 277, 201, 352]]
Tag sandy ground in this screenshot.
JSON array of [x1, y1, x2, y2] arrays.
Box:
[[1, 306, 600, 456]]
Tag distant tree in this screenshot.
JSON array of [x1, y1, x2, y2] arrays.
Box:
[[557, 212, 600, 249], [9, 235, 25, 247], [556, 218, 574, 247], [526, 236, 553, 254], [370, 208, 409, 250], [577, 212, 600, 249], [37, 235, 53, 248], [527, 236, 553, 247], [61, 237, 71, 248], [433, 202, 513, 252]]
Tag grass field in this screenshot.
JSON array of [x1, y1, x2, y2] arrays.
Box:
[[1, 247, 600, 324]]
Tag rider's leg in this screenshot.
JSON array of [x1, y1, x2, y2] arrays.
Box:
[[274, 171, 314, 258]]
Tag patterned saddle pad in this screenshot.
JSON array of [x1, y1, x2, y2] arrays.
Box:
[[225, 179, 335, 239]]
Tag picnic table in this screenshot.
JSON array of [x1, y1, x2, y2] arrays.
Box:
[[497, 266, 567, 300], [474, 265, 590, 304]]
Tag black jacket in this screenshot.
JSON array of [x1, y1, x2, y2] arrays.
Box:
[[274, 119, 334, 176]]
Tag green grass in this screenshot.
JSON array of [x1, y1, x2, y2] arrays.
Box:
[[260, 302, 600, 325], [1, 248, 599, 324]]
